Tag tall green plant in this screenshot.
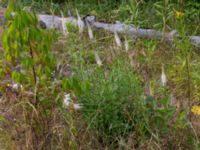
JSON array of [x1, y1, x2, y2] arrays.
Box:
[[154, 0, 174, 32], [3, 1, 56, 86], [0, 2, 66, 149]]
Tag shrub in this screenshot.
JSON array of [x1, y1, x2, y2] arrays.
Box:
[[0, 2, 68, 149], [63, 57, 148, 147]]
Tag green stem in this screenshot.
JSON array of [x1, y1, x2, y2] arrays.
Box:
[[28, 39, 38, 106], [28, 39, 37, 85], [186, 55, 191, 121]]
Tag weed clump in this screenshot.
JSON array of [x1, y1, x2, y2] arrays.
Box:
[[64, 58, 147, 147]]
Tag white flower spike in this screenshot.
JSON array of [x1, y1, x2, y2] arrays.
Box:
[[114, 32, 122, 47], [68, 10, 72, 16], [63, 93, 82, 110], [87, 22, 94, 40], [60, 12, 68, 36], [124, 36, 129, 52], [73, 103, 82, 110], [63, 93, 71, 107], [95, 52, 102, 67], [12, 83, 23, 90], [161, 64, 167, 86], [76, 9, 84, 34]]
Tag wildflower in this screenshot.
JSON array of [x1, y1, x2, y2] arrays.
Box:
[[60, 12, 68, 36], [124, 36, 129, 52], [87, 23, 94, 40], [114, 32, 121, 47], [95, 52, 102, 66], [76, 9, 84, 33], [8, 83, 23, 91], [161, 64, 167, 86], [63, 93, 82, 110], [63, 93, 71, 107], [175, 11, 184, 19], [191, 105, 200, 116], [68, 10, 72, 16], [73, 103, 82, 110], [12, 84, 20, 90]]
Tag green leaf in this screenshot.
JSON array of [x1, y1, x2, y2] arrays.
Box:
[[11, 71, 20, 82]]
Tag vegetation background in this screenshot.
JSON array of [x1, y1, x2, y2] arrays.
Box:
[[0, 0, 200, 149]]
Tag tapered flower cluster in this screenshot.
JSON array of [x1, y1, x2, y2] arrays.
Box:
[[76, 9, 84, 34], [95, 52, 102, 67], [114, 32, 122, 47], [60, 12, 68, 36], [63, 93, 82, 110], [161, 64, 167, 86]]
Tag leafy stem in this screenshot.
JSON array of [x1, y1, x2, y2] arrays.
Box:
[[185, 54, 191, 120], [28, 38, 37, 85]]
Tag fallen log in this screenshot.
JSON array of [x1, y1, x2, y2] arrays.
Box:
[[37, 14, 200, 46], [1, 8, 200, 46], [38, 14, 77, 30]]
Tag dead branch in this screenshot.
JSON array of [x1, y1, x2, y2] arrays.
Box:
[[38, 14, 200, 46]]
